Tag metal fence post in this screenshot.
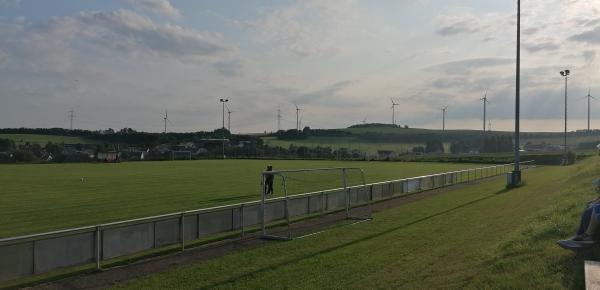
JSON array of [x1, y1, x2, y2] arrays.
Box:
[[96, 226, 101, 270], [240, 204, 245, 238], [342, 168, 349, 218], [322, 191, 326, 213], [260, 174, 266, 236], [180, 212, 185, 251], [32, 240, 36, 275]]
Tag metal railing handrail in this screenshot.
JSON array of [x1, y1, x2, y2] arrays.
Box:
[[0, 161, 534, 245]]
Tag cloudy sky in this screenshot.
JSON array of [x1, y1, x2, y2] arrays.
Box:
[[0, 0, 599, 133]]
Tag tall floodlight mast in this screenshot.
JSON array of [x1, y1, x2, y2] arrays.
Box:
[[509, 0, 522, 187], [560, 69, 570, 165], [391, 98, 399, 126], [219, 98, 229, 159]]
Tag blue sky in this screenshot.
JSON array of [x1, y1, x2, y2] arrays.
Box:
[[0, 0, 599, 132]]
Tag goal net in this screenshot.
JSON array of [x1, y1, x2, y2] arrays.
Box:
[[260, 167, 372, 240]]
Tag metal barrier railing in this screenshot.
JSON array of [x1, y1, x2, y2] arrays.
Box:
[[0, 161, 534, 283]]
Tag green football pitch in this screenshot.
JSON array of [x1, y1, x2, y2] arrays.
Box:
[[0, 160, 481, 237], [110, 158, 600, 290]]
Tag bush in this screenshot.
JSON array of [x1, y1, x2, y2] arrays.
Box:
[[12, 150, 35, 162]]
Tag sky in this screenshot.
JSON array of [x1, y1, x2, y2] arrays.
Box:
[[0, 0, 599, 133]]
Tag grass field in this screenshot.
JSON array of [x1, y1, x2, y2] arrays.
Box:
[[110, 158, 600, 289], [0, 134, 99, 145], [0, 160, 482, 238]]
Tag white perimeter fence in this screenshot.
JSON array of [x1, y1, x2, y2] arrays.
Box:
[[0, 161, 534, 283]]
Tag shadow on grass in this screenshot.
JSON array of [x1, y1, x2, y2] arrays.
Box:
[[203, 188, 507, 289]]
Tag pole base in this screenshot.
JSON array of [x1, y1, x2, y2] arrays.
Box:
[[506, 170, 522, 188]]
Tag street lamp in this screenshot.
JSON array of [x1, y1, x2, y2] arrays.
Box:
[[508, 0, 522, 187], [219, 98, 229, 159], [560, 69, 570, 165]]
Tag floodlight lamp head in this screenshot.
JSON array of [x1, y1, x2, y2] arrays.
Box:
[[565, 70, 570, 75]]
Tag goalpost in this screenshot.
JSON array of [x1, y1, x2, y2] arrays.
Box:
[[260, 167, 372, 240]]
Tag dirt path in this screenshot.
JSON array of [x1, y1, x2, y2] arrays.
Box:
[[23, 178, 497, 290]]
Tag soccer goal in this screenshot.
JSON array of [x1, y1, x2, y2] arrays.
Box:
[[260, 167, 373, 240]]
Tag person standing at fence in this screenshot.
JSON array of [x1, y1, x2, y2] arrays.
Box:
[[264, 165, 274, 195]]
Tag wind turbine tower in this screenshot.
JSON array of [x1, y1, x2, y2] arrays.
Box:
[[226, 105, 234, 132], [277, 106, 282, 131], [295, 105, 302, 132], [441, 106, 448, 131], [163, 110, 172, 134], [585, 89, 595, 133], [391, 98, 399, 126], [68, 109, 75, 130], [480, 90, 489, 133]]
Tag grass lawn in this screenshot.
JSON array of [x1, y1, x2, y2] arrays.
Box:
[[111, 157, 600, 289], [0, 134, 99, 145], [0, 160, 481, 238]]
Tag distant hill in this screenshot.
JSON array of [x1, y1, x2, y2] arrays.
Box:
[[264, 124, 600, 154], [0, 134, 100, 146]]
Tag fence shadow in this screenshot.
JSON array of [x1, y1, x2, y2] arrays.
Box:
[[204, 188, 506, 289]]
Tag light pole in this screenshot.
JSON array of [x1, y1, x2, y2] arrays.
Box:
[[560, 70, 570, 165], [508, 0, 521, 187], [220, 98, 229, 159]]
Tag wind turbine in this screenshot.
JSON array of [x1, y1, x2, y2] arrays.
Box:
[[362, 115, 368, 125], [585, 88, 596, 132], [441, 106, 448, 131], [226, 105, 234, 132], [391, 98, 399, 126], [295, 104, 302, 132], [480, 90, 490, 133], [163, 110, 173, 133]]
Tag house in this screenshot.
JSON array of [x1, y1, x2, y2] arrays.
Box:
[[97, 151, 121, 163], [377, 150, 397, 160]]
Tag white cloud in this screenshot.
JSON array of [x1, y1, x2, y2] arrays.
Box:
[[0, 9, 234, 72], [125, 0, 181, 18], [435, 7, 511, 42], [242, 0, 367, 57], [0, 0, 21, 8]]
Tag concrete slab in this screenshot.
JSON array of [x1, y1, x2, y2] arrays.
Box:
[[585, 260, 600, 290]]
